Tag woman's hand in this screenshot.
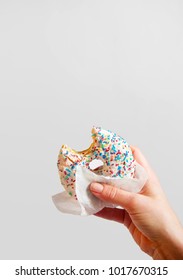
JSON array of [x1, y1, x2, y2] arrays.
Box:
[[90, 146, 183, 259]]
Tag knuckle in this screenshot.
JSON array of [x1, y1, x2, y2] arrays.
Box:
[[104, 185, 118, 201], [128, 194, 136, 205], [126, 194, 138, 211]]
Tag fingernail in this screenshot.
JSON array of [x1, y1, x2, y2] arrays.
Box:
[[90, 183, 103, 193]]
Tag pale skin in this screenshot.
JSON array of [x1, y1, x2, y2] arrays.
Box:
[[90, 146, 183, 260]]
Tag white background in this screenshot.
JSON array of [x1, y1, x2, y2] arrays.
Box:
[[0, 0, 183, 259]]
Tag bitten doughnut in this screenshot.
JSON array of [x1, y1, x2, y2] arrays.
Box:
[[57, 126, 136, 199]]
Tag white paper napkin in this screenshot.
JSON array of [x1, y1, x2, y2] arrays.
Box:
[[52, 162, 148, 216]]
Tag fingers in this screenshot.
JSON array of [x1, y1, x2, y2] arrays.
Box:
[[90, 182, 137, 211], [95, 207, 125, 223], [130, 145, 153, 176], [130, 145, 163, 195], [90, 146, 163, 214], [95, 207, 132, 227]]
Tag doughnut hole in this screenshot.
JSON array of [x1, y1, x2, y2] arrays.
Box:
[[89, 159, 104, 171]]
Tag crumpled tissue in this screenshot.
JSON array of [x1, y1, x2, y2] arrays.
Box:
[[52, 161, 148, 216]]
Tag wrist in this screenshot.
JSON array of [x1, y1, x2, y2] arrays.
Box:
[[153, 225, 183, 260]]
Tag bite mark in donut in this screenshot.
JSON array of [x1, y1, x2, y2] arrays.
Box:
[[57, 126, 135, 198]]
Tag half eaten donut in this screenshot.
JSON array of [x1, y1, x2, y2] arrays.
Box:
[[57, 126, 135, 199]]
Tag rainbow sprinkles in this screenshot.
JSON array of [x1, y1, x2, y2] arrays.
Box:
[[57, 126, 136, 199]]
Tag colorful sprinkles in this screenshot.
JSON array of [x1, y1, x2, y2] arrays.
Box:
[[57, 126, 136, 198]]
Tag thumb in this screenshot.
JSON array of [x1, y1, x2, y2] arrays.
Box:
[[90, 182, 137, 211]]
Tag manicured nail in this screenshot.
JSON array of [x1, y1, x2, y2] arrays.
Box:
[[90, 183, 103, 193]]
